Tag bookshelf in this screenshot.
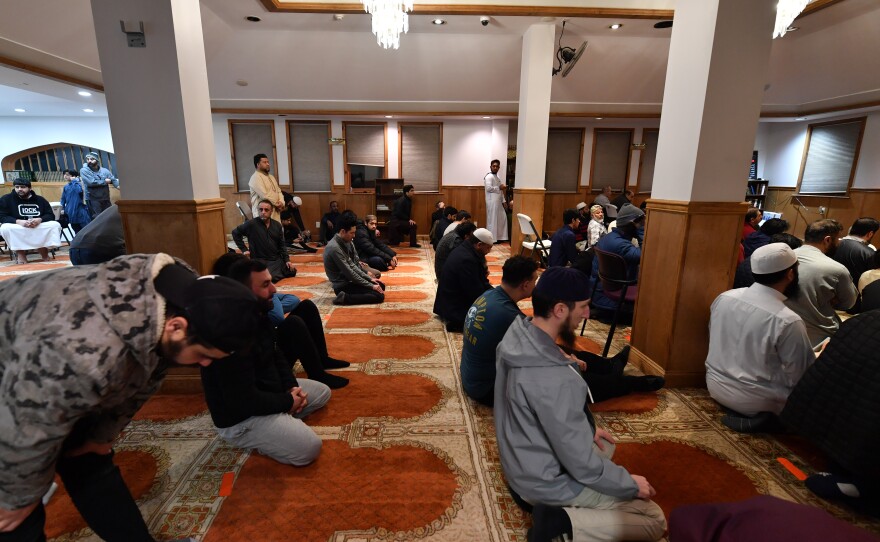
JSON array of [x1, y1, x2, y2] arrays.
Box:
[[375, 178, 404, 234], [746, 179, 769, 210]]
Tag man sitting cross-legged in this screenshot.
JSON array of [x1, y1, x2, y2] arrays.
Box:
[[232, 199, 297, 282], [0, 177, 62, 264], [355, 214, 398, 272], [462, 257, 663, 408], [324, 214, 386, 305], [495, 266, 666, 542], [435, 221, 477, 280], [214, 253, 350, 389], [434, 227, 494, 332], [201, 256, 333, 467]]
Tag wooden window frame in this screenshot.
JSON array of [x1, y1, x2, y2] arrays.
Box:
[[589, 127, 633, 193], [795, 116, 867, 198], [286, 120, 334, 193], [227, 119, 279, 192], [342, 121, 388, 192], [545, 127, 585, 194], [635, 128, 659, 195], [398, 121, 444, 193]]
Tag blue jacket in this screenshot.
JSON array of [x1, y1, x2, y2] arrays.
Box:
[[549, 225, 578, 267], [60, 178, 92, 226], [742, 231, 771, 259], [591, 229, 641, 311]]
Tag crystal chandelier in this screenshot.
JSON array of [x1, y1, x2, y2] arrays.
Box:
[[773, 0, 809, 38], [361, 0, 413, 49]]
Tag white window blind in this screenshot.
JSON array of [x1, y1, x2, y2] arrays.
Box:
[[638, 129, 659, 194], [592, 130, 631, 192], [544, 129, 583, 192], [345, 124, 385, 167], [231, 122, 274, 191], [289, 121, 332, 192], [799, 119, 864, 195], [400, 124, 442, 192]]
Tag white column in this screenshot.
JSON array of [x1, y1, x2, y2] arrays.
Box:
[[90, 0, 218, 200], [514, 24, 555, 190], [651, 0, 776, 202]]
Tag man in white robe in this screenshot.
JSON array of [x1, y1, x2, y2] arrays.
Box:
[[484, 159, 508, 242]]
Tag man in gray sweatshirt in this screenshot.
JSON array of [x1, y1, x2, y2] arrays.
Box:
[[323, 214, 385, 305], [495, 266, 666, 542]]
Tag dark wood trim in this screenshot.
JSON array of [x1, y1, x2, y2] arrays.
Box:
[[259, 0, 674, 18], [795, 116, 867, 196], [798, 0, 847, 19], [341, 120, 388, 192], [212, 107, 666, 119], [645, 199, 749, 215], [285, 119, 334, 192], [227, 119, 280, 192], [589, 127, 633, 193], [0, 54, 103, 92]]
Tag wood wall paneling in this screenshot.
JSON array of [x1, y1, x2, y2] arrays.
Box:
[[511, 188, 546, 253], [764, 187, 880, 239]]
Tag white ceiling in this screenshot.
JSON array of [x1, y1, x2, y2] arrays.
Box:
[[0, 0, 878, 118]]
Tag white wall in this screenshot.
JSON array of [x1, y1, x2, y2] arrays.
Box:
[[0, 117, 115, 169], [442, 120, 494, 185]]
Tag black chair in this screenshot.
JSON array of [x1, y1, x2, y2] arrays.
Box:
[[581, 247, 638, 357], [235, 201, 251, 223]]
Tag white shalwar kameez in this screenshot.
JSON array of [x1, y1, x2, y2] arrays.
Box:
[[484, 172, 508, 241]]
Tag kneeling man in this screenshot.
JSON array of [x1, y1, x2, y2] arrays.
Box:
[[0, 177, 62, 263], [706, 243, 816, 432], [495, 267, 666, 542]]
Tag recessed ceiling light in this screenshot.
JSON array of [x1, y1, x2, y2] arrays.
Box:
[[83, 108, 94, 113], [384, 115, 393, 118], [236, 79, 249, 87], [482, 116, 492, 119], [245, 16, 261, 22], [653, 20, 673, 29], [333, 14, 345, 21], [78, 91, 92, 97], [795, 116, 807, 121], [14, 108, 26, 113], [785, 26, 800, 32], [432, 19, 446, 25], [595, 117, 603, 120], [609, 23, 623, 30]]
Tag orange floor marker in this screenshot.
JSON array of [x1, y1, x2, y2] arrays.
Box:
[[219, 472, 235, 496], [777, 457, 807, 481]]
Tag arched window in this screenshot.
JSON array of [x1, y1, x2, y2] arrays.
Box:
[[2, 143, 117, 183]]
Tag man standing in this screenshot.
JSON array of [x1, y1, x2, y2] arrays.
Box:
[[0, 177, 62, 264], [232, 199, 297, 282], [484, 159, 508, 242], [202, 256, 332, 466], [549, 209, 580, 267], [0, 253, 261, 541], [706, 243, 816, 432], [785, 219, 858, 347], [355, 214, 398, 272], [834, 217, 878, 286], [324, 214, 386, 305], [434, 228, 494, 331], [388, 184, 420, 247], [60, 169, 91, 233], [495, 267, 666, 542], [319, 201, 341, 245], [592, 186, 618, 226], [249, 153, 284, 222], [79, 152, 118, 218]]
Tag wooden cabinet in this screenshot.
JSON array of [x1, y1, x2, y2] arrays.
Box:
[[375, 178, 404, 232], [746, 179, 769, 209]]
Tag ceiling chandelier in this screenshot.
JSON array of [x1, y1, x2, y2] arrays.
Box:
[[361, 0, 413, 49], [773, 0, 809, 38]]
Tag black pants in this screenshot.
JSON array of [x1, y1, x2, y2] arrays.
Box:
[[364, 255, 389, 272], [87, 198, 111, 219], [276, 300, 332, 378], [0, 452, 155, 542], [577, 351, 632, 403], [387, 219, 417, 246], [335, 281, 385, 305]]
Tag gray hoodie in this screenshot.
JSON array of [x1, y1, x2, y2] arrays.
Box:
[[494, 316, 638, 505]]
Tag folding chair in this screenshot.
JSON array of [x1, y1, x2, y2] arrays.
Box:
[[581, 247, 638, 357], [235, 201, 252, 223], [516, 213, 552, 267]]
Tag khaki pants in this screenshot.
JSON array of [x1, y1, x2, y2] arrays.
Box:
[[561, 441, 667, 542]]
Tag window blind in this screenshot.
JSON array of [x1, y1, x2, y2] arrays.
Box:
[[799, 120, 864, 195], [638, 130, 659, 194], [400, 124, 441, 192], [544, 129, 583, 192], [231, 122, 274, 191], [345, 124, 385, 167], [289, 122, 332, 192], [592, 130, 631, 192]]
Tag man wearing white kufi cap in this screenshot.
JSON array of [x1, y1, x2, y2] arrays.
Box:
[[705, 243, 816, 433], [434, 227, 494, 332]]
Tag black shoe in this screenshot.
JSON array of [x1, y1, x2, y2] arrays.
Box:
[[316, 373, 349, 389], [301, 244, 318, 253], [332, 292, 347, 305], [624, 375, 665, 393], [324, 357, 351, 369], [608, 345, 631, 375], [409, 243, 422, 248]]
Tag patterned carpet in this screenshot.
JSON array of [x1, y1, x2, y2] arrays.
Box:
[[4, 244, 878, 540]]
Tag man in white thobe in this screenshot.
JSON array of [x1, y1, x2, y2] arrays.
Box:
[[484, 159, 508, 242]]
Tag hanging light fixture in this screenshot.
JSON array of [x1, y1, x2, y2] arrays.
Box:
[[361, 0, 413, 49], [773, 0, 809, 38]]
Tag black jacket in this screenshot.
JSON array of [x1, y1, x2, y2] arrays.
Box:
[[354, 222, 396, 262], [392, 194, 412, 221], [433, 241, 491, 325], [201, 323, 296, 428], [0, 190, 55, 224]]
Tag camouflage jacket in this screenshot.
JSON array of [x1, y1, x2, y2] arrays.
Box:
[[0, 253, 179, 509]]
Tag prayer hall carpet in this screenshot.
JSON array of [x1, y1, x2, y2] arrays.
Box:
[[11, 243, 877, 540]]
